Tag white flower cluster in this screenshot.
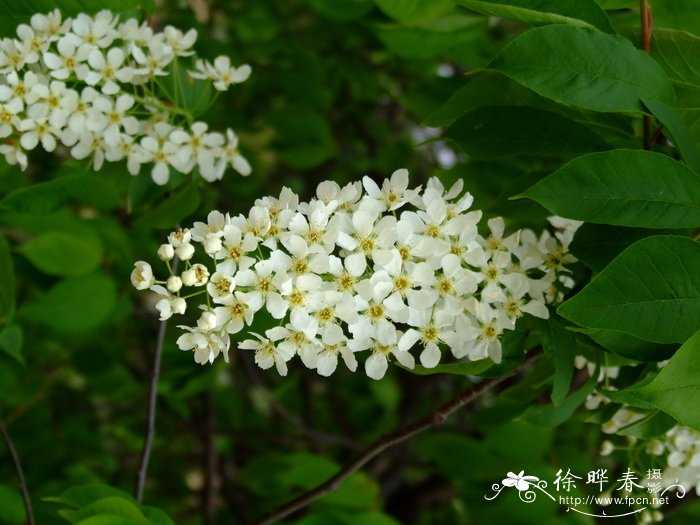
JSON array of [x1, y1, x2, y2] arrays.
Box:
[[132, 170, 577, 379], [0, 9, 251, 184]]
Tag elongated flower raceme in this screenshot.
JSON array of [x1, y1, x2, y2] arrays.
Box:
[[0, 9, 251, 184], [132, 170, 579, 379]]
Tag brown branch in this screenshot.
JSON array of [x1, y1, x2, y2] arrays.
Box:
[[641, 0, 654, 149], [0, 419, 35, 525], [253, 350, 542, 525], [135, 256, 179, 503]]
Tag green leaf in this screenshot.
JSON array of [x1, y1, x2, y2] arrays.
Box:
[[24, 272, 117, 335], [651, 30, 700, 147], [456, 0, 615, 33], [45, 484, 135, 508], [0, 235, 15, 324], [445, 106, 608, 159], [0, 171, 90, 215], [642, 98, 700, 174], [374, 15, 486, 60], [0, 484, 26, 523], [74, 517, 135, 525], [586, 328, 677, 362], [0, 325, 24, 365], [536, 316, 575, 406], [559, 236, 700, 344], [624, 330, 700, 431], [19, 231, 103, 277], [375, 0, 454, 23], [490, 25, 675, 113], [617, 411, 677, 439], [141, 507, 174, 525], [133, 183, 200, 229], [62, 497, 150, 525], [520, 370, 597, 427], [269, 111, 337, 170], [520, 150, 700, 228], [570, 223, 679, 272]]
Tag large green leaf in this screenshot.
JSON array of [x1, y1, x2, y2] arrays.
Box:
[[456, 0, 614, 33], [0, 171, 90, 215], [426, 73, 634, 143], [375, 0, 454, 23], [624, 330, 700, 431], [0, 235, 14, 324], [585, 328, 677, 362], [490, 25, 675, 113], [23, 272, 117, 335], [559, 236, 700, 344], [133, 183, 200, 229], [445, 106, 608, 159], [570, 224, 682, 272], [520, 150, 700, 228], [19, 231, 103, 277]]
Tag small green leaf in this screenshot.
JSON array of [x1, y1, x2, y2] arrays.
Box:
[[520, 150, 700, 228], [64, 497, 150, 525], [45, 484, 135, 508], [141, 507, 174, 525], [490, 25, 675, 113], [0, 484, 26, 523], [623, 330, 700, 431], [520, 371, 597, 427], [446, 106, 608, 159], [536, 316, 575, 406], [0, 235, 15, 324], [133, 183, 200, 229], [559, 236, 700, 344], [374, 15, 486, 60], [19, 231, 103, 277], [0, 325, 23, 365], [0, 171, 90, 214], [456, 0, 615, 33], [642, 98, 700, 174]]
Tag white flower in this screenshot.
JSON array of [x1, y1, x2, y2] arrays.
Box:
[[190, 56, 251, 91], [42, 36, 90, 80], [181, 263, 209, 286], [240, 332, 294, 376], [131, 261, 154, 290]]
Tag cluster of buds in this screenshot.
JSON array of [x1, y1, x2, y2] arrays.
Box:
[[0, 9, 251, 183], [132, 170, 578, 379]]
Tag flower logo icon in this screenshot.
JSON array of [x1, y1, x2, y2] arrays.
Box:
[[502, 471, 540, 491]]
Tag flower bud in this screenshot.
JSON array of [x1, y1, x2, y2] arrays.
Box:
[[203, 236, 223, 254], [171, 297, 187, 315], [167, 275, 183, 293], [176, 242, 195, 260], [158, 243, 175, 260]]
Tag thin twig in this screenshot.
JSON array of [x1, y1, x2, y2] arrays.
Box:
[[135, 256, 179, 503], [0, 419, 35, 525], [253, 350, 542, 525]]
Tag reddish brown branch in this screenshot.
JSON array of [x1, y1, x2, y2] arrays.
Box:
[[253, 350, 542, 525]]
